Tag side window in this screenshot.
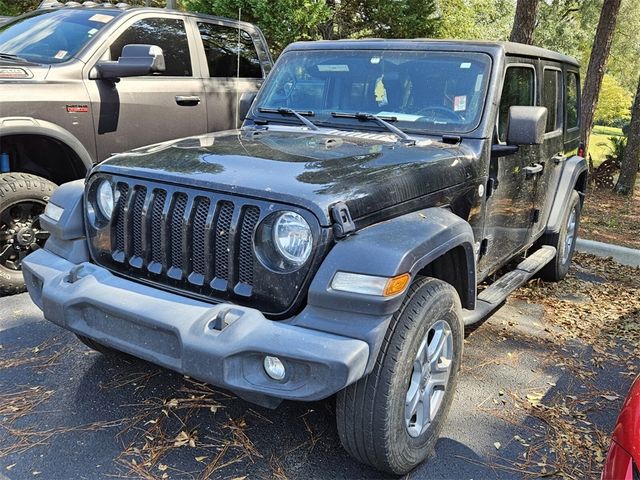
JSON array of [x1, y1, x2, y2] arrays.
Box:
[[110, 18, 192, 77], [198, 22, 262, 78], [498, 66, 535, 143], [566, 71, 580, 130], [542, 69, 562, 132]]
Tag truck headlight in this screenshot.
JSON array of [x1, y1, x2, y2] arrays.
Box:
[[255, 211, 313, 272], [96, 179, 115, 220], [273, 211, 312, 265]]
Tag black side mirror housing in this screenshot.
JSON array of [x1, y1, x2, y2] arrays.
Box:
[[506, 106, 548, 145], [94, 44, 166, 80], [239, 92, 257, 122]]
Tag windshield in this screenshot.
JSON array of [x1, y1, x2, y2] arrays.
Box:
[[255, 49, 492, 135], [0, 9, 122, 64]]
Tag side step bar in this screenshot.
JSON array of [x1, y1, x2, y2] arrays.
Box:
[[463, 246, 556, 325]]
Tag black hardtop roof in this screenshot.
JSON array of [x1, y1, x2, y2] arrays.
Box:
[[284, 39, 580, 67]]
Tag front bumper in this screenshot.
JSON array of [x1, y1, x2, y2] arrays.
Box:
[[23, 248, 369, 403]]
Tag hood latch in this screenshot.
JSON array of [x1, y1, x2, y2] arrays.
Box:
[[331, 202, 356, 238]]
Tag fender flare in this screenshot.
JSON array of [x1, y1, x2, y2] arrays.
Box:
[[307, 207, 477, 317], [0, 117, 94, 171], [546, 155, 588, 234]]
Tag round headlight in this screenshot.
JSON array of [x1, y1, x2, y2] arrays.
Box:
[[272, 211, 313, 266], [96, 179, 114, 220]]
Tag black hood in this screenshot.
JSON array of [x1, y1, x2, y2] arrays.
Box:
[[96, 128, 477, 226]]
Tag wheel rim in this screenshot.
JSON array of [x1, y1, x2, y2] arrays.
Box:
[[0, 200, 49, 271], [561, 208, 577, 264], [404, 319, 453, 438]]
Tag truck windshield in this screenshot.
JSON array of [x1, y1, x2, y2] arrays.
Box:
[[0, 9, 122, 65], [256, 49, 492, 135]]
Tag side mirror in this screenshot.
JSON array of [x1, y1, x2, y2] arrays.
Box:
[[239, 91, 257, 122], [506, 106, 547, 145], [94, 44, 165, 80]]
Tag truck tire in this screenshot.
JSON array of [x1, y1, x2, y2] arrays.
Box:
[[0, 173, 56, 296], [336, 277, 464, 475], [539, 190, 581, 282], [76, 334, 123, 357]]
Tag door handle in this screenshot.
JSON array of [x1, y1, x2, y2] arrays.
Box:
[[524, 163, 544, 176], [552, 153, 565, 164], [175, 95, 201, 106]]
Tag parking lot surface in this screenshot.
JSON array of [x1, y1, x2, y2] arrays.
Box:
[[0, 253, 638, 479]]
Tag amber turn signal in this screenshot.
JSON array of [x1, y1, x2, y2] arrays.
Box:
[[383, 273, 411, 297]]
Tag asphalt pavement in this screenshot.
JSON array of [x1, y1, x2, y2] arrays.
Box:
[[0, 270, 635, 480]]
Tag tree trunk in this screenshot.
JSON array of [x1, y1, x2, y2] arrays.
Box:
[[614, 77, 640, 196], [509, 0, 539, 45], [579, 0, 622, 156]]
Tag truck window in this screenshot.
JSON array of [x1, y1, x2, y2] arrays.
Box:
[[109, 18, 192, 77], [197, 22, 262, 78], [498, 66, 535, 143], [542, 69, 562, 132], [566, 71, 580, 130]]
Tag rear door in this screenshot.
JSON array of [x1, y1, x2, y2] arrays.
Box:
[[193, 19, 266, 131], [84, 14, 207, 160], [528, 63, 565, 241]]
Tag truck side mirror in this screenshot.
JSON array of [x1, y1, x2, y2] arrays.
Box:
[[506, 106, 547, 145], [239, 92, 257, 122], [94, 44, 166, 80]]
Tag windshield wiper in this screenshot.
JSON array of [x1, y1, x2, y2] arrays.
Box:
[[258, 107, 319, 131], [331, 111, 416, 145], [0, 53, 28, 62]]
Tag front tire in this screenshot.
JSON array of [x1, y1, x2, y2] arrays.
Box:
[[539, 190, 581, 282], [0, 173, 56, 295], [336, 277, 464, 475]]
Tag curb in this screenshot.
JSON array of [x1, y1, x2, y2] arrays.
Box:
[[576, 238, 640, 268]]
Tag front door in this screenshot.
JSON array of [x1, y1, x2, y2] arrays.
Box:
[[85, 15, 207, 161], [479, 62, 540, 276]]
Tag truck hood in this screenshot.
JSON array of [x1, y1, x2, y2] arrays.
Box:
[[0, 61, 50, 82], [96, 128, 478, 226]]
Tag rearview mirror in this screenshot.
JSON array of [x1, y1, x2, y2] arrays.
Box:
[[94, 44, 165, 80], [239, 91, 257, 122], [506, 106, 547, 146]]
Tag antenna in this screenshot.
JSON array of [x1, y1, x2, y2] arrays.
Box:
[[235, 7, 241, 127]]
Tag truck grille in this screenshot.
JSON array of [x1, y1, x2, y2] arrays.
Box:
[[106, 180, 262, 296], [87, 174, 324, 316]]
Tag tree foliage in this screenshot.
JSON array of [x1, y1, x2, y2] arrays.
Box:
[[437, 0, 513, 40], [594, 75, 632, 127]]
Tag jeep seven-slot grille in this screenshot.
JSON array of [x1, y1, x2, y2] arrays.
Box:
[[108, 181, 262, 295]]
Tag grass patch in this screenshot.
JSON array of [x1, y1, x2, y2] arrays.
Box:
[[592, 125, 623, 137]]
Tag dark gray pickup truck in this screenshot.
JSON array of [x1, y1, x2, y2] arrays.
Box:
[[24, 39, 587, 474], [0, 2, 272, 294]]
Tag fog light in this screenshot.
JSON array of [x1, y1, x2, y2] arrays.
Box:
[[263, 355, 286, 380]]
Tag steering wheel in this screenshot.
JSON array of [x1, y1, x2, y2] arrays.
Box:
[[414, 106, 463, 122]]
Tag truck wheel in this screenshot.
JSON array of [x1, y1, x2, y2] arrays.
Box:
[[0, 173, 56, 295], [539, 190, 581, 282], [336, 277, 463, 475], [76, 334, 122, 357]]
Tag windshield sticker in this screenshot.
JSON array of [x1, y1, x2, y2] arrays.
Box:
[[54, 50, 68, 60], [318, 64, 349, 72], [370, 56, 381, 64], [89, 13, 114, 23], [375, 75, 388, 106], [460, 62, 472, 69], [87, 28, 99, 37], [454, 95, 467, 112], [475, 74, 484, 92]]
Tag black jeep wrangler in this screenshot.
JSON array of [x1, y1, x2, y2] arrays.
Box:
[[0, 2, 272, 294], [23, 39, 587, 474]]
